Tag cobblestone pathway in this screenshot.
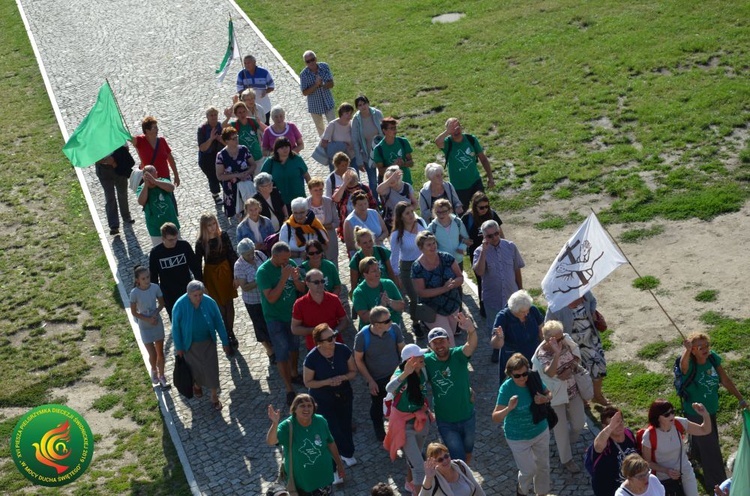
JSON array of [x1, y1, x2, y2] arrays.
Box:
[[21, 0, 597, 493]]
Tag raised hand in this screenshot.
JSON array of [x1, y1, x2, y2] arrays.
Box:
[[267, 404, 281, 423]]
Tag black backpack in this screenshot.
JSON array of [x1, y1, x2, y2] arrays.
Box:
[[444, 134, 478, 166]]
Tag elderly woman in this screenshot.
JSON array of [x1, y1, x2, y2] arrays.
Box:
[[237, 198, 275, 253], [303, 324, 358, 467], [377, 165, 417, 228], [195, 213, 239, 352], [261, 137, 311, 209], [279, 197, 328, 263], [420, 442, 485, 496], [224, 101, 263, 162], [253, 172, 288, 231], [262, 105, 304, 156], [197, 106, 225, 204], [351, 94, 383, 193], [412, 231, 463, 346], [325, 151, 359, 198], [321, 102, 357, 170], [332, 168, 378, 239], [216, 126, 257, 219], [491, 290, 543, 379], [532, 320, 585, 474], [133, 115, 180, 184], [461, 191, 503, 318], [343, 190, 388, 257], [349, 227, 398, 290], [233, 238, 274, 363], [390, 202, 430, 337], [678, 331, 746, 492], [545, 291, 610, 405], [419, 163, 462, 223], [267, 394, 346, 493], [427, 199, 470, 271], [615, 454, 665, 496], [642, 399, 712, 496], [172, 281, 231, 410], [299, 240, 341, 295], [492, 353, 552, 496], [306, 177, 340, 261], [238, 89, 268, 130], [385, 344, 433, 495]]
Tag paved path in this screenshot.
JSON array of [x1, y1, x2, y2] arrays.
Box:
[[20, 0, 598, 494]]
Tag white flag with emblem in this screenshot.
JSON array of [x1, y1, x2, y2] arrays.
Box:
[[542, 212, 627, 313]]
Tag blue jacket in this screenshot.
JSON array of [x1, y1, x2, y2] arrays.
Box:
[[172, 293, 228, 352], [237, 215, 275, 245]]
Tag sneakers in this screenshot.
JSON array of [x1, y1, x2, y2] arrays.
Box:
[[341, 456, 357, 467], [563, 459, 581, 473], [158, 375, 171, 390], [213, 194, 223, 205], [333, 471, 344, 485], [150, 370, 159, 384]]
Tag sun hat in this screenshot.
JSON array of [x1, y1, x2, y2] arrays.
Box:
[[401, 343, 427, 361]]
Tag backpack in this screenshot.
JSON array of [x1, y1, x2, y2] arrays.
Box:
[[635, 422, 685, 462], [673, 353, 719, 407], [428, 216, 466, 245], [443, 134, 478, 167], [584, 429, 636, 476], [362, 324, 398, 353]]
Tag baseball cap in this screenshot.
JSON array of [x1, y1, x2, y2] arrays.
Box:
[[401, 343, 427, 361], [428, 327, 449, 344]]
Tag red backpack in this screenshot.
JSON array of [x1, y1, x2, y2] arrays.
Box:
[[635, 422, 685, 462]]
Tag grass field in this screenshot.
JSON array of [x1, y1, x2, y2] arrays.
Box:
[[0, 0, 189, 492]]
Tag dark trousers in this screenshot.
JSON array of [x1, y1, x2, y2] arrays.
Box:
[[316, 388, 354, 458], [95, 164, 132, 229], [369, 377, 389, 440], [198, 159, 221, 195], [687, 412, 727, 490], [455, 178, 484, 210]]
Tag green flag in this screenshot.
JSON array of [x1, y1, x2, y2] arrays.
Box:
[[215, 19, 240, 83], [731, 409, 750, 494], [62, 82, 131, 167]]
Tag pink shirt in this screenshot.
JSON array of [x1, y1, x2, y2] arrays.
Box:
[[262, 122, 302, 151]]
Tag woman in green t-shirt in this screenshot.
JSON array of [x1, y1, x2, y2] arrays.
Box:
[[267, 394, 346, 493], [348, 227, 398, 290]]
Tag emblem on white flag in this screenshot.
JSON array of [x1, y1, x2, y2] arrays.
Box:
[[542, 212, 627, 313]]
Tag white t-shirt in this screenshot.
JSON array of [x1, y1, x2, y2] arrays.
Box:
[[640, 418, 690, 479], [614, 474, 665, 496]]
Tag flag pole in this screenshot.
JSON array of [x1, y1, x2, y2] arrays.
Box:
[[105, 78, 131, 136], [590, 208, 686, 340]]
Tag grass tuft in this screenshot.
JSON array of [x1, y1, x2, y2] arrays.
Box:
[[694, 289, 718, 302], [632, 276, 661, 290], [620, 225, 664, 243]]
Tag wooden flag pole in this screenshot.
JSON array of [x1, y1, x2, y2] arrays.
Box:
[[590, 208, 686, 340], [105, 78, 131, 137]]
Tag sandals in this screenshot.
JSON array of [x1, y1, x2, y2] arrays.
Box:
[[212, 399, 223, 411]]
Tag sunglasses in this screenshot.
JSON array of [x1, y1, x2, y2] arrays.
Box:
[[305, 57, 316, 63], [435, 209, 450, 214], [434, 454, 450, 463], [307, 279, 325, 285], [476, 204, 490, 210], [374, 318, 392, 325], [692, 344, 710, 351], [317, 333, 337, 343], [512, 371, 529, 379], [306, 251, 322, 256], [661, 409, 675, 417]]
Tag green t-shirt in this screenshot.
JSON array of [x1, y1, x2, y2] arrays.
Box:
[[277, 414, 334, 492], [136, 180, 179, 236], [352, 278, 403, 329], [255, 259, 298, 322], [260, 155, 309, 206], [373, 137, 414, 184], [299, 259, 341, 293], [393, 368, 428, 413], [349, 247, 393, 283], [230, 118, 263, 161], [496, 377, 548, 441], [684, 351, 722, 416], [442, 134, 483, 190], [424, 347, 474, 422]]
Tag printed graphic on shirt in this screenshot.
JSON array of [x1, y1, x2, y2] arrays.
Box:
[[299, 436, 323, 467], [695, 366, 720, 400], [454, 146, 476, 172], [158, 254, 187, 269], [430, 367, 454, 396]]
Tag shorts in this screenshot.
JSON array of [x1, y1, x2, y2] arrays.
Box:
[[267, 320, 299, 362]]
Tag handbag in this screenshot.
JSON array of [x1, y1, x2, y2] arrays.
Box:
[[172, 355, 194, 399], [311, 142, 329, 165], [593, 310, 608, 331], [574, 364, 594, 401]]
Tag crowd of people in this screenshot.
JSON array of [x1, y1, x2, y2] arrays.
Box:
[[96, 50, 748, 496]]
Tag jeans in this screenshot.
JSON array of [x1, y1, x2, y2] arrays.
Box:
[[266, 320, 299, 362], [95, 163, 132, 229], [436, 410, 476, 461]]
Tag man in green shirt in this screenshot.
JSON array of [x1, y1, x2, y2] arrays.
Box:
[[434, 117, 494, 207], [373, 117, 414, 184], [256, 242, 306, 405], [423, 312, 478, 463]]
